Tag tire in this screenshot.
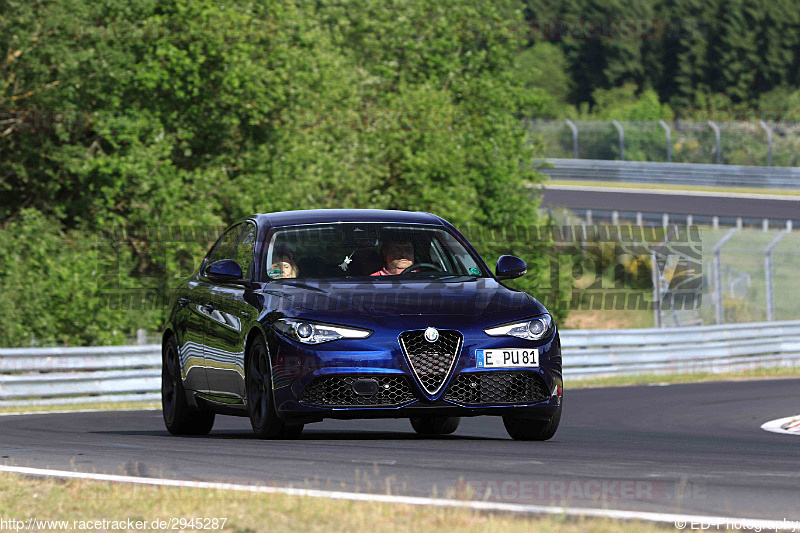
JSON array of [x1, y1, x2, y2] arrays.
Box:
[[162, 335, 215, 436], [410, 416, 460, 436], [503, 405, 561, 441], [246, 335, 303, 439]]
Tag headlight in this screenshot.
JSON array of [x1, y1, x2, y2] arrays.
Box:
[[484, 315, 553, 341], [273, 318, 372, 344]]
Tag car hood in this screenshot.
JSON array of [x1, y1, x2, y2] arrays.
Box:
[[257, 278, 546, 320]]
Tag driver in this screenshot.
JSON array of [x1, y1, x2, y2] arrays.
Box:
[[371, 240, 415, 276]]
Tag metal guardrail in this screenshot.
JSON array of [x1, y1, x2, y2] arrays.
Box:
[[562, 320, 800, 379], [2, 321, 799, 405], [0, 345, 161, 406], [541, 158, 800, 189]]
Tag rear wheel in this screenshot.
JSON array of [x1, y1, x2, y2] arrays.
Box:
[[162, 335, 215, 435], [503, 405, 561, 441], [246, 335, 303, 439], [410, 416, 460, 436]]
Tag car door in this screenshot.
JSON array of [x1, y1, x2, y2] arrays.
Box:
[[174, 228, 238, 394], [190, 223, 243, 394], [203, 221, 259, 401], [175, 276, 213, 393]]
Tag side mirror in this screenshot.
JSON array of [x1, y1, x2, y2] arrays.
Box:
[[496, 255, 527, 280], [206, 259, 243, 283]]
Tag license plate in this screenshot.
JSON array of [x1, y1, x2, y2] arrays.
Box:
[[476, 348, 539, 368]]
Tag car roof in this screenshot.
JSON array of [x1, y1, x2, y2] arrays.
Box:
[[252, 209, 446, 228]]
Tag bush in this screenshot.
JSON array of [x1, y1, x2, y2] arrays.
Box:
[[0, 210, 160, 346]]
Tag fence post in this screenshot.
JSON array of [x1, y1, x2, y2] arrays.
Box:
[[707, 120, 721, 164], [565, 119, 579, 159], [759, 120, 773, 167], [651, 249, 662, 328], [713, 228, 739, 324], [765, 230, 788, 321], [658, 119, 672, 162], [611, 119, 624, 161]]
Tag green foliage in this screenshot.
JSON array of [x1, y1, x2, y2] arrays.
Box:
[[1, 0, 555, 346], [0, 209, 157, 346], [514, 42, 572, 118], [522, 0, 800, 115], [589, 85, 673, 121]]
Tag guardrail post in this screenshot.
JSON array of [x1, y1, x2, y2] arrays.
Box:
[[611, 119, 624, 161], [658, 119, 672, 162], [713, 228, 739, 324], [565, 119, 579, 159], [759, 120, 773, 167], [651, 249, 662, 328], [765, 230, 788, 321], [707, 120, 721, 164]]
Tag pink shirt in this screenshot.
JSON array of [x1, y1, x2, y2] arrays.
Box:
[[370, 268, 391, 276]]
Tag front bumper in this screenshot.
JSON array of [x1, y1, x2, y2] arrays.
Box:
[[265, 324, 563, 423]]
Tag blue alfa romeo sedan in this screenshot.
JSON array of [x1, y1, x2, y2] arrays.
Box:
[[162, 210, 562, 440]]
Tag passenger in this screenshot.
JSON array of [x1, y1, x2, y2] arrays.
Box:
[[270, 247, 299, 279], [371, 240, 415, 276]]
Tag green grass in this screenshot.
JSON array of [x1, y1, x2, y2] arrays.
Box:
[[0, 470, 675, 533], [0, 401, 159, 415], [546, 178, 800, 197]]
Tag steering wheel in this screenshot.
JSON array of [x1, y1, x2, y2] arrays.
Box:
[[399, 262, 443, 275]]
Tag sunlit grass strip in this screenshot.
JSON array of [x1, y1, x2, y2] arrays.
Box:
[[0, 470, 685, 533], [0, 401, 159, 415], [545, 179, 800, 197]]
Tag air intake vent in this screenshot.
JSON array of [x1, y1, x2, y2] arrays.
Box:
[[444, 372, 549, 405], [398, 329, 462, 395], [300, 375, 415, 407]]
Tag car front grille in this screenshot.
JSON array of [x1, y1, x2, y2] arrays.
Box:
[[444, 371, 549, 405], [299, 375, 416, 407], [398, 329, 462, 395]]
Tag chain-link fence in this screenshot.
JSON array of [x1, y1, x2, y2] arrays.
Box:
[[528, 119, 800, 167], [651, 227, 798, 327]]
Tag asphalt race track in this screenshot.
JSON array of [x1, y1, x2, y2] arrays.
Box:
[[2, 379, 799, 521], [541, 186, 800, 221]]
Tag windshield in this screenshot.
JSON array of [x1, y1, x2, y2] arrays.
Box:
[[263, 223, 487, 280]]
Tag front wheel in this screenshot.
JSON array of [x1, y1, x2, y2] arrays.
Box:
[[246, 336, 303, 439], [503, 405, 561, 441], [410, 416, 460, 435], [162, 335, 215, 436]]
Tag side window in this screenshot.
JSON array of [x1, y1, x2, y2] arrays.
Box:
[[205, 225, 242, 270], [232, 223, 257, 279]]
